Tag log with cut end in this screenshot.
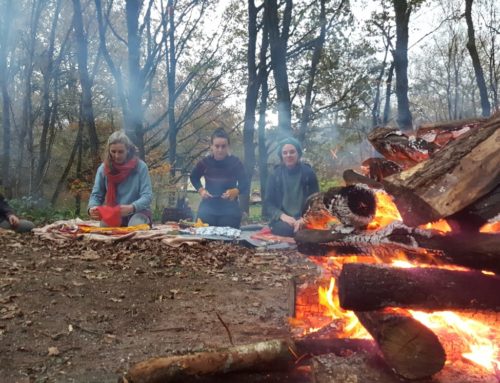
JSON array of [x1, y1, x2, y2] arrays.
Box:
[[381, 112, 500, 227], [323, 184, 377, 229], [355, 308, 446, 380], [121, 339, 295, 383], [338, 263, 500, 312]]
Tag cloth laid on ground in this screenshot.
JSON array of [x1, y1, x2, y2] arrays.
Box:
[[250, 226, 296, 245], [33, 218, 203, 246], [194, 226, 241, 239]]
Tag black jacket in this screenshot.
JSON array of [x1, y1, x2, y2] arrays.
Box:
[[0, 194, 14, 220], [264, 162, 319, 221]]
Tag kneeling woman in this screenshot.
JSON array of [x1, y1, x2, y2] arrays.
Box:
[[265, 137, 319, 237], [190, 128, 249, 228], [88, 131, 153, 227]]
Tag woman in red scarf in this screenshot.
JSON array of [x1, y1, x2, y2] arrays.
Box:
[[88, 131, 153, 227]]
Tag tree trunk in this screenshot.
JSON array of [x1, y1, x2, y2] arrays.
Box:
[[355, 309, 446, 380], [241, 0, 260, 214], [298, 0, 327, 142], [382, 61, 394, 125], [265, 0, 292, 136], [339, 263, 500, 312], [392, 0, 413, 131], [0, 0, 14, 197], [126, 0, 145, 158], [465, 0, 491, 117], [72, 0, 100, 167]]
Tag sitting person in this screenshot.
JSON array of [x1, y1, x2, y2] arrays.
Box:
[[0, 194, 35, 233], [190, 128, 249, 228], [88, 131, 153, 227], [264, 137, 319, 237]]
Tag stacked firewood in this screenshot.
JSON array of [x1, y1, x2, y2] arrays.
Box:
[[293, 112, 500, 380]]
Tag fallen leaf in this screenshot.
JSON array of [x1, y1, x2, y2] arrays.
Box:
[[48, 346, 60, 356]]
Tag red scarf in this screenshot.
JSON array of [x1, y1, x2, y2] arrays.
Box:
[[104, 157, 138, 206]]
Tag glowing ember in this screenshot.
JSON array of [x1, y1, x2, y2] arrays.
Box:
[[366, 191, 402, 230], [418, 219, 452, 233], [410, 310, 499, 372], [480, 221, 500, 233]]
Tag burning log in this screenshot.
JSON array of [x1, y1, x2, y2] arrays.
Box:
[[361, 158, 403, 182], [343, 169, 384, 189], [338, 263, 500, 312], [354, 308, 446, 380], [381, 112, 500, 227], [368, 126, 437, 169], [416, 117, 485, 147], [387, 230, 500, 273], [323, 185, 377, 229], [121, 339, 295, 383]]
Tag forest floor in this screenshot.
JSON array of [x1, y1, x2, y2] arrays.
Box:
[[0, 229, 319, 383]]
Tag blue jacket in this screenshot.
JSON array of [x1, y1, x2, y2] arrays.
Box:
[[88, 160, 153, 213]]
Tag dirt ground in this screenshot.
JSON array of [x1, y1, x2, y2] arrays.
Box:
[[0, 229, 319, 383]]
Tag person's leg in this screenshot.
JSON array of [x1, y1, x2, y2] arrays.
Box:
[[216, 214, 242, 229], [196, 210, 217, 226], [127, 213, 151, 227], [269, 220, 295, 237], [0, 218, 34, 233]]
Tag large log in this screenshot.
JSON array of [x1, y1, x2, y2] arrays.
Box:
[[338, 263, 500, 312], [381, 112, 500, 227], [354, 308, 446, 380]]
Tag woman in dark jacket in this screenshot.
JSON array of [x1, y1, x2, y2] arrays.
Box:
[[0, 194, 35, 233], [190, 128, 249, 228], [265, 137, 319, 237]]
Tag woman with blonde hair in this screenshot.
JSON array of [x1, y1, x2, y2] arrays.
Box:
[[88, 131, 153, 227]]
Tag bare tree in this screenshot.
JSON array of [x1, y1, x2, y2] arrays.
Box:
[[464, 0, 491, 117]]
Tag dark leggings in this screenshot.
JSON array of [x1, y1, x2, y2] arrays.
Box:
[[197, 211, 241, 229], [269, 220, 295, 237]]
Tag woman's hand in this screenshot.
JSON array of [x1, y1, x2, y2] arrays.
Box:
[[88, 207, 101, 220], [198, 187, 213, 199], [8, 214, 20, 227], [222, 188, 239, 200], [293, 218, 304, 233], [280, 213, 296, 227], [120, 205, 135, 216]]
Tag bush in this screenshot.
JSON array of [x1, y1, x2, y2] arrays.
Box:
[[8, 196, 77, 225]]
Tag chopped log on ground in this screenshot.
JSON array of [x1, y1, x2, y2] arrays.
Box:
[[381, 112, 500, 227], [354, 308, 446, 380], [121, 339, 296, 383], [416, 117, 485, 147], [338, 263, 500, 312], [294, 337, 377, 357], [368, 126, 437, 169], [361, 158, 403, 182], [323, 185, 376, 229]]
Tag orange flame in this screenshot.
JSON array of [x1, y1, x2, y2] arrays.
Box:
[[480, 221, 500, 233], [366, 191, 402, 230], [418, 219, 452, 232]]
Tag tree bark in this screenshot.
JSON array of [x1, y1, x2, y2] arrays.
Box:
[[72, 0, 100, 167], [465, 0, 491, 117], [241, 0, 260, 214], [392, 0, 413, 131], [339, 263, 500, 312], [355, 309, 446, 380], [122, 339, 295, 383], [265, 0, 292, 135]]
